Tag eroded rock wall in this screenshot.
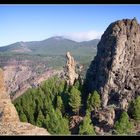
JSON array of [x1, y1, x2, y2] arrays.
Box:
[[86, 18, 140, 109]]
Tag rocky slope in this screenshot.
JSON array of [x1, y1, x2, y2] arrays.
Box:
[[3, 59, 61, 101], [0, 68, 50, 135], [86, 18, 140, 110]]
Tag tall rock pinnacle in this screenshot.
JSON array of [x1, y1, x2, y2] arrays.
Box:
[[85, 18, 140, 109], [65, 52, 78, 85]]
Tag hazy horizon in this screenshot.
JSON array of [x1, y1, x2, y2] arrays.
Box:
[[0, 35, 101, 47], [0, 4, 140, 46]]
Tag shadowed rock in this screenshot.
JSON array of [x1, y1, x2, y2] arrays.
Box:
[[85, 18, 140, 109]]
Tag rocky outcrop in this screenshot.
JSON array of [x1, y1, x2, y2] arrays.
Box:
[[0, 99, 20, 123], [86, 18, 140, 109], [69, 115, 83, 134], [98, 108, 115, 127], [69, 116, 83, 129], [92, 107, 115, 134], [65, 52, 78, 85], [0, 68, 49, 135], [0, 122, 48, 135]]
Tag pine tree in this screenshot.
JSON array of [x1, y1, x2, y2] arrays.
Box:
[[131, 96, 140, 122], [56, 95, 65, 114], [87, 90, 101, 111], [61, 91, 69, 112], [13, 76, 71, 134], [79, 113, 96, 135], [43, 96, 53, 116], [45, 108, 59, 134], [114, 111, 134, 135], [73, 76, 82, 91], [59, 117, 70, 134], [44, 108, 70, 134], [36, 110, 44, 127], [55, 109, 70, 134], [68, 87, 81, 114], [19, 110, 28, 122]]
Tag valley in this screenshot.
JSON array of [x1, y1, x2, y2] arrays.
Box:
[[0, 37, 98, 101], [0, 17, 140, 135], [12, 18, 140, 135], [1, 4, 140, 136]]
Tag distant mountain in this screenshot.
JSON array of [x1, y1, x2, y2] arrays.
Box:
[[79, 39, 100, 48], [0, 42, 31, 52], [0, 36, 100, 56]]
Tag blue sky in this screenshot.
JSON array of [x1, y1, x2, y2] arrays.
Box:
[[0, 4, 140, 46]]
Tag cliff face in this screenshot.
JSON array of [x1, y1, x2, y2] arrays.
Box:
[[86, 18, 140, 109], [0, 68, 49, 135]]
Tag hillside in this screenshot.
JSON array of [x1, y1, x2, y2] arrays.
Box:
[[1, 18, 140, 135], [0, 37, 99, 101], [0, 36, 99, 56], [13, 18, 140, 135], [0, 36, 99, 71]]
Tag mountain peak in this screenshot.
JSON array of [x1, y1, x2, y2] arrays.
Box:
[[54, 36, 64, 40], [48, 36, 65, 41]]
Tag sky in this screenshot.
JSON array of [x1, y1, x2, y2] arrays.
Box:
[[0, 4, 140, 46]]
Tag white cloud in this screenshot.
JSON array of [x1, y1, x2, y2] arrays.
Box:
[[60, 30, 103, 42]]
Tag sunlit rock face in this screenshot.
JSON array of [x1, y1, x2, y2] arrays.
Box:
[[85, 18, 140, 109], [65, 52, 78, 86], [0, 68, 49, 135]]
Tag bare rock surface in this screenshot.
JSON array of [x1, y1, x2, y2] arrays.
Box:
[[0, 68, 49, 135], [98, 107, 115, 127], [65, 52, 78, 85], [3, 62, 60, 101], [86, 18, 140, 109]]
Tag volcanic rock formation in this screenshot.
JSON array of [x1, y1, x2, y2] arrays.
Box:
[[0, 68, 49, 135], [86, 18, 140, 109], [65, 52, 78, 85]]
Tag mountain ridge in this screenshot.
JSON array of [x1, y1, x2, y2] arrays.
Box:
[[0, 36, 100, 55]]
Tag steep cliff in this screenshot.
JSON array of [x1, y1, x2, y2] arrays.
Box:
[[86, 18, 140, 109], [0, 68, 49, 135]]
